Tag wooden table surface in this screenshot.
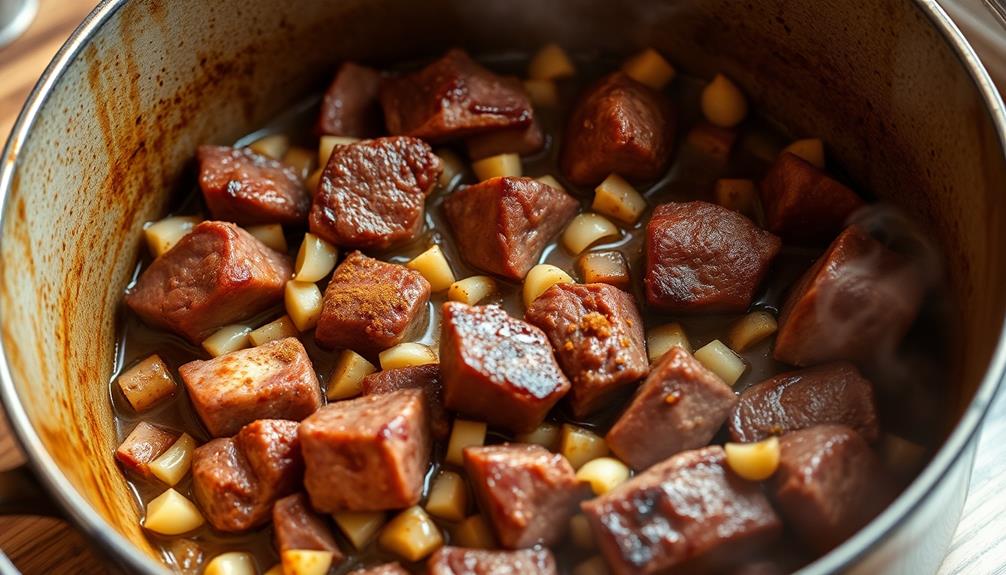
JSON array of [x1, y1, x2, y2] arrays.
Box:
[[1, 1, 1005, 574]]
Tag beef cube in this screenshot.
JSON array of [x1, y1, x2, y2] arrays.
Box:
[[728, 362, 879, 443], [350, 564, 409, 575], [440, 302, 570, 432], [466, 119, 545, 160], [760, 153, 865, 245], [645, 201, 781, 313], [180, 337, 322, 437], [444, 177, 578, 280], [115, 422, 178, 480], [316, 62, 383, 138], [196, 146, 310, 226], [774, 224, 924, 367], [685, 122, 737, 162], [299, 389, 430, 512], [273, 493, 341, 554], [380, 49, 533, 142], [125, 221, 291, 343], [362, 364, 449, 440], [463, 444, 583, 549], [607, 347, 737, 470], [314, 251, 431, 354], [428, 547, 558, 575], [311, 137, 441, 250], [771, 425, 896, 552], [524, 283, 647, 417], [560, 72, 674, 185], [192, 419, 303, 532], [583, 446, 782, 575]]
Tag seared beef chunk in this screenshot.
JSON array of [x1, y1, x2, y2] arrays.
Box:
[[464, 444, 584, 549], [728, 362, 879, 443], [380, 49, 533, 142], [179, 337, 322, 437], [125, 221, 291, 343], [685, 122, 737, 162], [428, 547, 558, 575], [316, 62, 383, 138], [362, 364, 449, 440], [560, 72, 674, 185], [191, 419, 302, 532], [607, 347, 737, 470], [771, 425, 896, 553], [273, 493, 341, 554], [440, 302, 570, 432], [524, 283, 647, 417], [310, 137, 442, 250], [466, 119, 545, 160], [444, 176, 578, 280], [196, 146, 310, 226], [583, 446, 782, 575], [350, 564, 409, 575], [645, 201, 781, 313], [314, 251, 431, 354], [774, 224, 923, 367], [760, 153, 864, 245], [299, 389, 430, 512], [115, 422, 178, 480]]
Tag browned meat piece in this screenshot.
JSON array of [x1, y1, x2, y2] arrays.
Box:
[[606, 347, 737, 470], [443, 177, 578, 280], [196, 146, 310, 226], [645, 201, 781, 313], [114, 422, 178, 480], [560, 72, 674, 185], [774, 224, 923, 367], [380, 49, 533, 142], [349, 564, 409, 575], [125, 221, 291, 343], [524, 283, 647, 417], [760, 153, 865, 245], [299, 389, 430, 512], [428, 547, 558, 575], [179, 337, 322, 437], [362, 364, 449, 440], [316, 62, 383, 137], [728, 362, 879, 443], [273, 493, 341, 554], [685, 122, 737, 162], [466, 119, 545, 160], [463, 444, 584, 549], [310, 137, 442, 250], [771, 425, 896, 553], [440, 302, 570, 432], [314, 251, 431, 354], [583, 446, 782, 575], [191, 419, 303, 532]]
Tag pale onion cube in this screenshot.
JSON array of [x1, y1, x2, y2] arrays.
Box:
[[202, 324, 252, 357], [724, 437, 781, 481], [524, 79, 560, 107], [117, 354, 176, 413], [379, 342, 438, 370], [437, 149, 466, 189], [622, 48, 676, 90], [593, 174, 647, 224], [515, 422, 561, 451], [694, 339, 746, 386], [319, 135, 360, 166], [452, 515, 496, 549], [714, 179, 760, 221], [575, 457, 631, 495], [327, 349, 377, 401], [379, 506, 444, 562], [334, 511, 386, 550], [472, 153, 521, 181], [281, 550, 334, 575], [727, 311, 778, 352], [576, 251, 630, 290], [295, 233, 338, 282], [264, 565, 282, 575], [446, 419, 488, 466], [881, 434, 928, 477], [701, 73, 748, 128], [425, 470, 468, 521], [523, 264, 574, 308], [536, 174, 566, 193], [529, 43, 576, 80], [647, 322, 692, 361], [283, 146, 316, 180], [569, 514, 594, 549], [306, 168, 323, 195], [560, 424, 609, 470], [245, 223, 288, 253], [285, 280, 323, 332], [782, 138, 825, 168], [448, 275, 497, 306], [249, 315, 299, 347], [144, 215, 201, 258], [562, 213, 620, 255], [407, 245, 455, 292], [148, 433, 196, 487], [203, 552, 256, 575], [248, 133, 290, 159], [143, 488, 204, 535], [573, 556, 610, 575]]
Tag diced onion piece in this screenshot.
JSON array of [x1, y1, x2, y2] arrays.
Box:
[[202, 324, 252, 357], [144, 215, 201, 258], [782, 138, 825, 168], [306, 168, 323, 195], [701, 73, 748, 128], [576, 251, 630, 290], [523, 264, 574, 308], [472, 153, 521, 181], [334, 511, 386, 550], [528, 43, 576, 80], [573, 556, 610, 575], [562, 213, 620, 255], [319, 135, 359, 166], [452, 515, 496, 549], [283, 146, 316, 180], [515, 422, 561, 451], [622, 48, 676, 90], [248, 133, 290, 159], [143, 488, 204, 535], [246, 223, 288, 253], [407, 245, 455, 292], [593, 174, 647, 225], [263, 564, 282, 575], [560, 424, 609, 470], [724, 437, 781, 481], [881, 434, 928, 477], [524, 79, 559, 107], [379, 342, 438, 370], [576, 457, 631, 495], [327, 350, 377, 401], [446, 419, 488, 466], [536, 174, 566, 193], [714, 179, 761, 222], [203, 552, 256, 575], [569, 514, 594, 549], [436, 149, 466, 189], [148, 433, 196, 486], [295, 233, 338, 282], [694, 339, 746, 386], [249, 316, 299, 347], [727, 311, 778, 352], [117, 354, 176, 412], [281, 550, 334, 575], [379, 506, 444, 562], [448, 275, 497, 306], [425, 470, 468, 521], [285, 281, 323, 332], [646, 322, 691, 361]]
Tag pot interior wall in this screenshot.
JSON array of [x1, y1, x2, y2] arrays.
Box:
[[1, 0, 1003, 567]]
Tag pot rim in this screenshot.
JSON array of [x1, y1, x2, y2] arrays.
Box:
[[0, 1, 1004, 574]]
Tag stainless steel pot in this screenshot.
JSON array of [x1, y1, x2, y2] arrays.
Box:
[[1, 0, 1004, 573]]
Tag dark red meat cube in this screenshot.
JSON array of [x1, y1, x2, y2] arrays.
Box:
[[273, 493, 341, 554], [362, 364, 449, 440], [443, 176, 578, 280], [607, 347, 737, 470], [524, 283, 647, 417], [196, 146, 310, 226], [440, 302, 570, 432], [645, 201, 781, 313], [463, 444, 584, 549], [179, 337, 322, 437], [316, 62, 383, 138], [349, 564, 409, 575], [466, 119, 545, 160], [115, 422, 178, 480], [728, 362, 879, 443], [299, 389, 430, 512], [582, 446, 782, 575], [310, 137, 442, 250], [685, 122, 737, 162], [380, 49, 533, 142], [560, 72, 674, 186], [125, 221, 291, 343], [314, 251, 430, 354], [428, 547, 558, 575]]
